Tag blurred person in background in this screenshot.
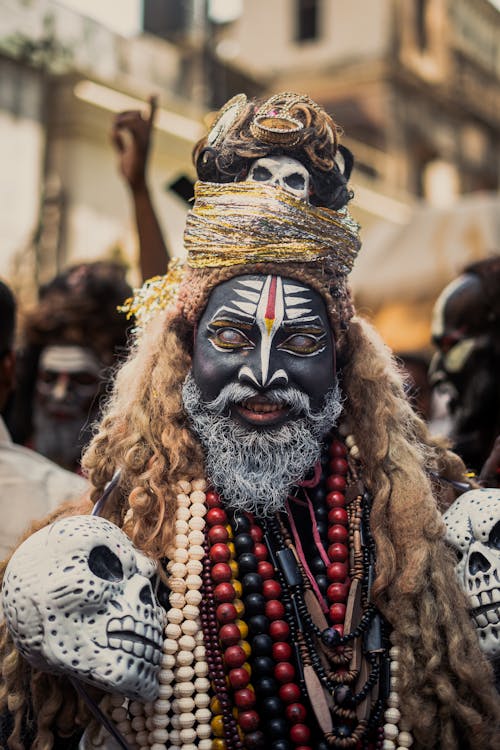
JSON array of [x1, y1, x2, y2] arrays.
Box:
[[395, 351, 433, 421], [111, 94, 169, 281], [7, 261, 133, 473], [430, 256, 500, 481], [0, 278, 87, 558]]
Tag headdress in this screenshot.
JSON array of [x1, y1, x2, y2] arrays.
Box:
[[125, 92, 361, 341]]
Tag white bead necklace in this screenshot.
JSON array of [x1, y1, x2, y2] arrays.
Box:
[[382, 645, 413, 749], [116, 478, 212, 750]]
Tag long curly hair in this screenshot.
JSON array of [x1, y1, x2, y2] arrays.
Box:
[[1, 283, 498, 748]]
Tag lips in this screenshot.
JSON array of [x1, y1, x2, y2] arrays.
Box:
[[234, 396, 290, 425]]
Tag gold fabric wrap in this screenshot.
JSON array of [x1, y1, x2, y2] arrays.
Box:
[[184, 182, 361, 276]]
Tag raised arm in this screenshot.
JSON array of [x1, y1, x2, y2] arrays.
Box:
[[111, 95, 169, 281]]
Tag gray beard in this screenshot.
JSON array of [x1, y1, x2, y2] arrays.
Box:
[[181, 372, 344, 516]]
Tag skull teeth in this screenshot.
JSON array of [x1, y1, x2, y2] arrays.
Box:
[[473, 606, 500, 629], [470, 588, 500, 616], [480, 590, 492, 606], [106, 616, 162, 664]]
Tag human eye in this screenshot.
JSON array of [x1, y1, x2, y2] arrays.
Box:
[[39, 370, 58, 383], [278, 330, 326, 356], [72, 372, 99, 386], [208, 321, 254, 351]]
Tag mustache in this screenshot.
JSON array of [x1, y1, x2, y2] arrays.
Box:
[[205, 382, 312, 417]]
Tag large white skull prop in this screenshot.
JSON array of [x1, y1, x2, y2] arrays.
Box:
[[444, 488, 500, 660], [247, 156, 310, 201], [2, 515, 164, 701]]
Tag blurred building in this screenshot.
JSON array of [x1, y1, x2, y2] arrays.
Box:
[[203, 0, 500, 348], [0, 0, 206, 300], [1, 0, 499, 349]]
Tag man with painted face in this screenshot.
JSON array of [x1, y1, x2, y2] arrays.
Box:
[[1, 94, 499, 750], [183, 274, 342, 516], [7, 261, 133, 471], [430, 256, 500, 476]]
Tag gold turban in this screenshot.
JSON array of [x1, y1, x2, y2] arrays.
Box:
[[184, 181, 360, 277]]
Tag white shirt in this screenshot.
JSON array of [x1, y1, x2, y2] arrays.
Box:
[[0, 416, 88, 558]]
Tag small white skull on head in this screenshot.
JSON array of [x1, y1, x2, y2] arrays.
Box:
[[2, 515, 164, 701], [247, 156, 310, 201], [443, 488, 500, 659]]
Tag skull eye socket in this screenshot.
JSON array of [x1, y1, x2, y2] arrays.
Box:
[[488, 520, 500, 550], [88, 545, 124, 582], [284, 172, 306, 191], [251, 166, 273, 182]]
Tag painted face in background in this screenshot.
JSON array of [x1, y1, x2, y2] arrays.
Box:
[[33, 345, 102, 470], [430, 273, 499, 471], [192, 274, 336, 424]]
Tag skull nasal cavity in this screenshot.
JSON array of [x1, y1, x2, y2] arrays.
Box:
[[140, 585, 153, 606], [88, 545, 124, 581], [469, 550, 490, 575]]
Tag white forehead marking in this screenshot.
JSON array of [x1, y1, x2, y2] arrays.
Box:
[[255, 276, 284, 386], [232, 300, 257, 315], [284, 283, 307, 294], [285, 296, 311, 306], [213, 303, 254, 320], [283, 283, 312, 321], [235, 289, 261, 303], [286, 308, 313, 320], [39, 346, 101, 375], [238, 279, 265, 291], [431, 275, 468, 337], [222, 278, 314, 323]]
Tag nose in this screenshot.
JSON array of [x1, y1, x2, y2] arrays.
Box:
[[140, 583, 154, 606], [51, 373, 70, 401], [469, 551, 490, 575], [238, 364, 289, 390]]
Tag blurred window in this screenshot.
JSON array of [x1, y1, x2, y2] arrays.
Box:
[[423, 160, 460, 207], [295, 0, 319, 42]]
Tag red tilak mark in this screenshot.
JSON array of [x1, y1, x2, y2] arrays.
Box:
[[265, 276, 277, 321]]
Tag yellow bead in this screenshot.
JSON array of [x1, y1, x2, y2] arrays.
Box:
[[212, 738, 226, 750], [243, 662, 252, 677], [227, 542, 236, 557], [234, 599, 245, 617], [210, 696, 222, 714], [229, 560, 239, 577], [232, 580, 243, 597], [236, 619, 248, 639], [211, 714, 225, 738], [240, 640, 251, 658], [225, 524, 234, 539]]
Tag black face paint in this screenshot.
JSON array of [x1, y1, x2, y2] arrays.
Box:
[[192, 274, 336, 427]]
